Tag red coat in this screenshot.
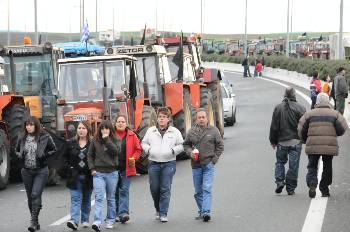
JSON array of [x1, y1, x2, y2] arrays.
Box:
[[255, 63, 263, 72], [117, 129, 142, 176]]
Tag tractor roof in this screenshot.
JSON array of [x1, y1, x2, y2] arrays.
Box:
[[58, 55, 136, 64], [105, 45, 167, 56], [0, 43, 62, 56]]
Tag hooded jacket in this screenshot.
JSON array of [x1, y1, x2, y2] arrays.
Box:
[[269, 96, 306, 145]]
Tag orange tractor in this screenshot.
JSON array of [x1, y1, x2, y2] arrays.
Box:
[[0, 55, 29, 189], [55, 55, 157, 174]]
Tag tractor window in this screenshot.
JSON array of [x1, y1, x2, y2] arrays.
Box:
[[135, 56, 160, 102], [3, 54, 54, 95], [105, 60, 126, 98], [58, 62, 104, 102], [167, 56, 179, 81]]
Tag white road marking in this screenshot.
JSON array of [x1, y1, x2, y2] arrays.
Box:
[[50, 199, 95, 226]]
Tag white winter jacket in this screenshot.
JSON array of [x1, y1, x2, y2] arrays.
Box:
[[142, 126, 184, 162]]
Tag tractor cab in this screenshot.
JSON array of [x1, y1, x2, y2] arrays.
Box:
[[0, 43, 64, 129], [106, 45, 172, 106], [56, 55, 143, 138]]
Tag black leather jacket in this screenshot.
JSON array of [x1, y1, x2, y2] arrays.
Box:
[[16, 132, 57, 169], [269, 97, 306, 145]]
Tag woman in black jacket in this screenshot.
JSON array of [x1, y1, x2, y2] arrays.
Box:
[[65, 121, 93, 230], [16, 116, 57, 232]]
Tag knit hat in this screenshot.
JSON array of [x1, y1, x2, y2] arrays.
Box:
[[284, 87, 296, 99], [316, 92, 330, 105]]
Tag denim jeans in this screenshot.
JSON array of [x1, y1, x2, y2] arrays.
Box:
[[192, 162, 215, 215], [115, 171, 132, 217], [70, 175, 92, 225], [243, 65, 251, 77], [275, 143, 302, 192], [148, 161, 176, 217], [93, 171, 118, 225], [306, 155, 333, 193], [21, 166, 49, 212], [311, 96, 317, 109]]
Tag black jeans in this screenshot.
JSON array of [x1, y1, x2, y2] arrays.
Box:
[[306, 155, 333, 193], [21, 166, 49, 212]]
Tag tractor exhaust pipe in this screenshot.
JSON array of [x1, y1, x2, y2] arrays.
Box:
[[9, 51, 16, 94], [102, 62, 110, 120]]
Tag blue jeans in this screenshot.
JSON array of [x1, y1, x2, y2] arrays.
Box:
[[306, 155, 333, 192], [115, 171, 132, 217], [192, 162, 215, 215], [275, 143, 302, 192], [70, 175, 92, 225], [148, 161, 176, 217], [93, 171, 118, 225]]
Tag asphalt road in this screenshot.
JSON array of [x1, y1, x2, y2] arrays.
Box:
[[0, 72, 349, 232]]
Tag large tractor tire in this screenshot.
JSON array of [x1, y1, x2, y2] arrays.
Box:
[[208, 82, 225, 137], [0, 129, 10, 190], [136, 105, 157, 174], [200, 87, 215, 127], [173, 89, 194, 160], [3, 104, 29, 182]]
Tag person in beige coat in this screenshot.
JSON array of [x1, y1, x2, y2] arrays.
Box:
[[298, 93, 348, 198]]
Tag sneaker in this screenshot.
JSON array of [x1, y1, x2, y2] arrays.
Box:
[[92, 223, 101, 232], [66, 220, 78, 230], [82, 222, 90, 228], [105, 223, 114, 229], [155, 212, 160, 220], [309, 187, 316, 198], [203, 214, 211, 222], [120, 214, 130, 223], [195, 214, 203, 220], [275, 184, 284, 194], [160, 216, 168, 223], [287, 190, 295, 195]]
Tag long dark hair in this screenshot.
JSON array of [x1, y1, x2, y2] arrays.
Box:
[[75, 121, 92, 141], [22, 116, 43, 141], [94, 120, 116, 142]]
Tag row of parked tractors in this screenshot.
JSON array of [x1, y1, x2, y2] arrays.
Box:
[[0, 35, 225, 189]]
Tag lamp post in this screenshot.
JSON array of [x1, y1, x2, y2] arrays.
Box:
[[244, 0, 248, 57], [339, 0, 343, 59], [286, 0, 290, 57], [201, 0, 203, 35], [34, 0, 38, 45], [7, 0, 10, 45]]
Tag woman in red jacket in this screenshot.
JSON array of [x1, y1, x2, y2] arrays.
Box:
[[114, 115, 142, 223]]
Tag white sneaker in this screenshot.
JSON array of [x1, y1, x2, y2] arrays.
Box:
[[155, 212, 160, 220], [160, 216, 168, 223], [105, 223, 114, 229], [82, 222, 90, 228]]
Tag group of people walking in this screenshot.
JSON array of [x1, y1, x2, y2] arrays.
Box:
[[18, 107, 224, 232], [270, 68, 348, 198]]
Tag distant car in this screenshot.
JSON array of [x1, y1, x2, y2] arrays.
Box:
[[221, 83, 236, 126]]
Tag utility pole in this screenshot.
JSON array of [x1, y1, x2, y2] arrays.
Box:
[[201, 0, 203, 35], [155, 0, 158, 35], [339, 0, 344, 59], [244, 0, 248, 57], [7, 0, 10, 45], [34, 0, 38, 45], [286, 0, 290, 57], [96, 0, 98, 34], [113, 8, 115, 46], [80, 0, 85, 34]]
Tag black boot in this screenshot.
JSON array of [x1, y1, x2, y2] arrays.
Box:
[[28, 206, 39, 232]]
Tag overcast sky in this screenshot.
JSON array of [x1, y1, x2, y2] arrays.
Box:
[[0, 0, 349, 34]]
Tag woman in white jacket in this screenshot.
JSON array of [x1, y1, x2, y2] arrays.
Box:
[[142, 107, 184, 223]]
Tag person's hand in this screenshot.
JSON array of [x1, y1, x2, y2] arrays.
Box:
[[91, 170, 97, 176], [128, 157, 135, 167], [102, 133, 109, 139], [271, 144, 277, 149]]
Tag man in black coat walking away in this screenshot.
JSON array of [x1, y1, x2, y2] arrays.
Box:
[[269, 87, 306, 195]]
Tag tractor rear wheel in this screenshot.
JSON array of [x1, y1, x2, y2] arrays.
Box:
[[208, 82, 224, 137], [200, 88, 215, 127], [173, 88, 194, 160], [0, 130, 10, 190], [3, 104, 28, 182], [136, 105, 157, 174]]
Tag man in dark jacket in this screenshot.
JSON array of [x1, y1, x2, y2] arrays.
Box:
[[333, 67, 348, 115], [184, 108, 224, 222], [298, 93, 348, 198], [269, 87, 306, 195], [242, 56, 251, 77]]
